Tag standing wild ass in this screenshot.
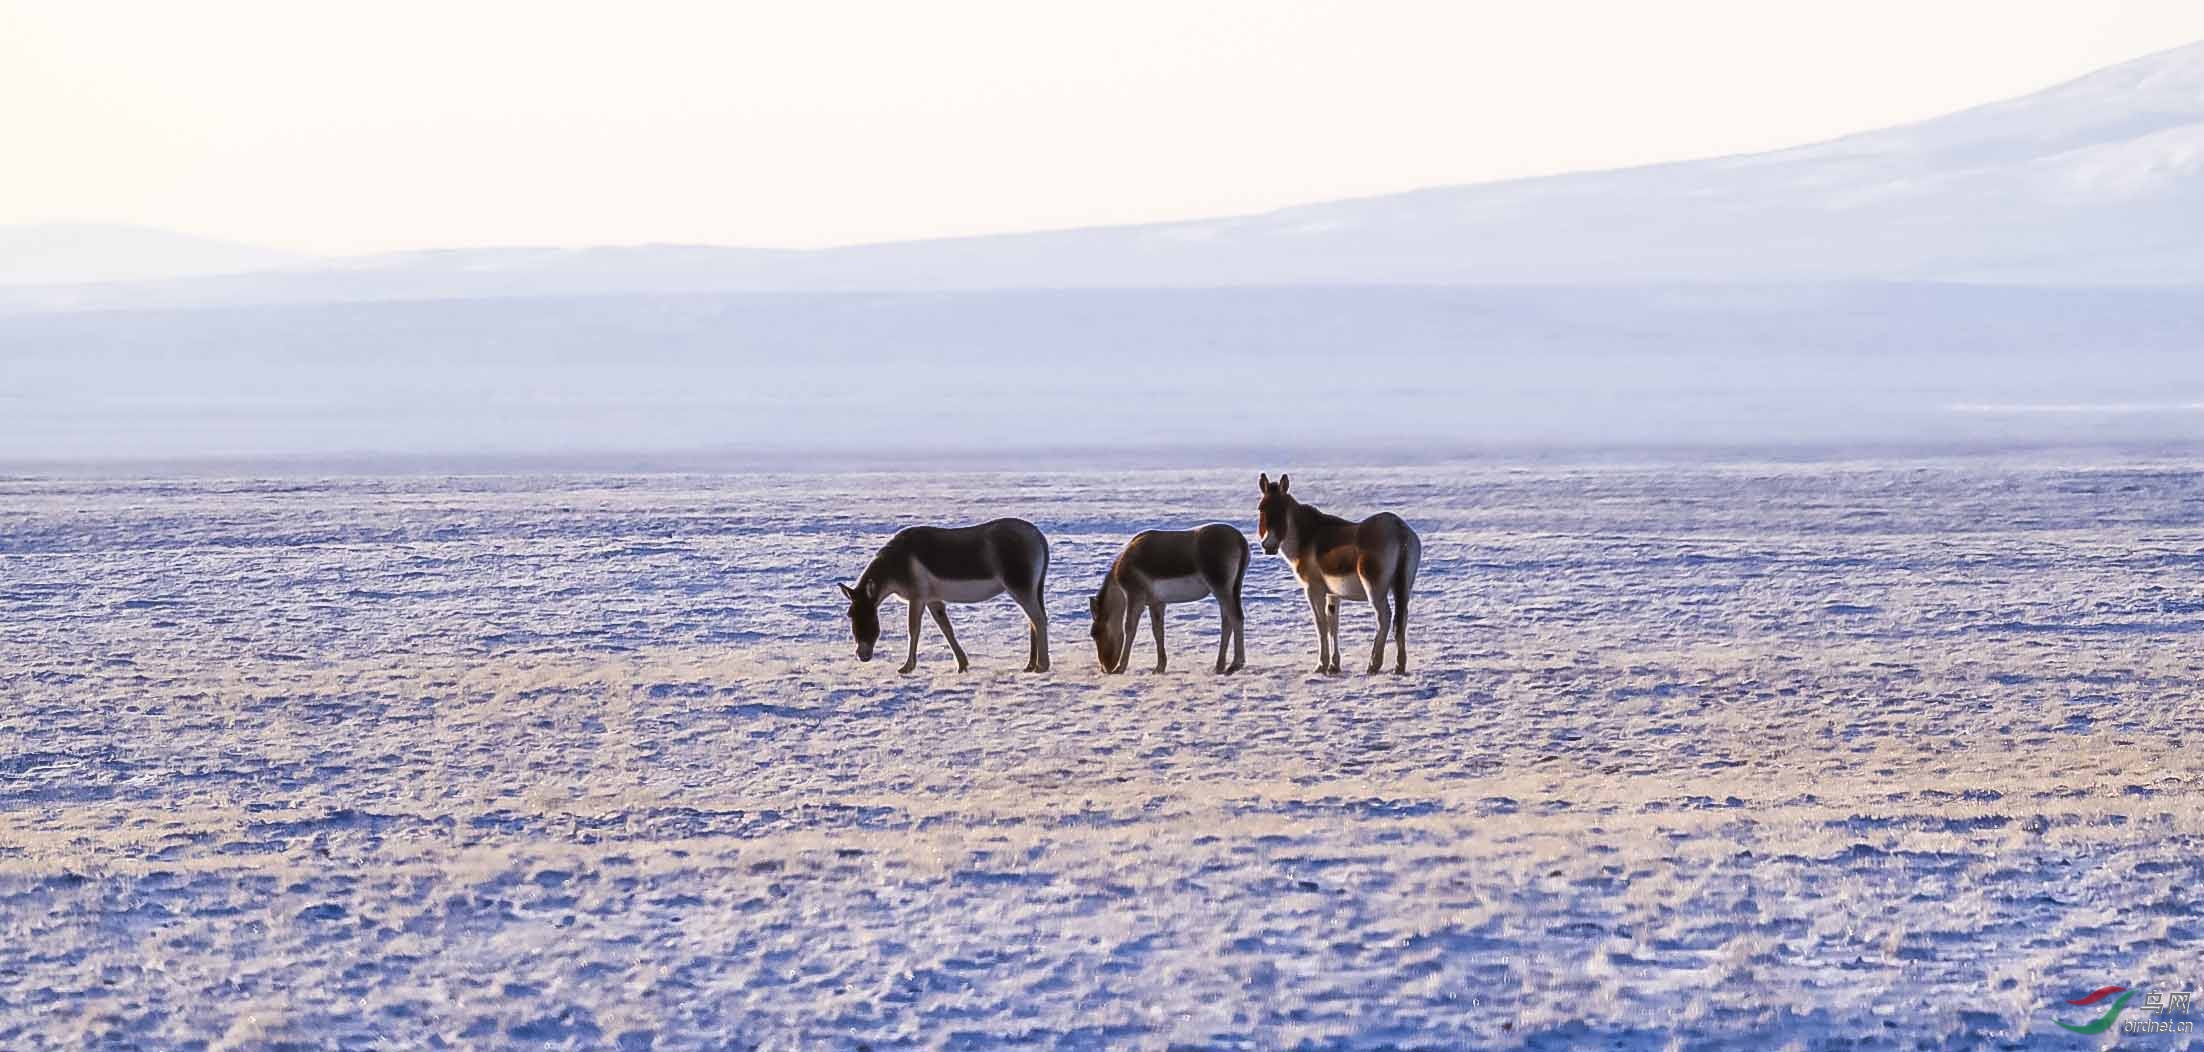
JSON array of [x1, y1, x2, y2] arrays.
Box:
[[1255, 474, 1421, 674]]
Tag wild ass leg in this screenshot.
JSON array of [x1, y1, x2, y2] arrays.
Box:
[[1149, 603, 1167, 674], [928, 601, 969, 672], [1013, 587, 1050, 673], [1318, 594, 1332, 674], [1212, 594, 1231, 674], [1203, 564, 1243, 674], [1228, 604, 1245, 673], [1392, 580, 1410, 674], [1115, 599, 1141, 674], [1363, 571, 1393, 675], [899, 600, 925, 674], [1225, 571, 1246, 673], [1324, 594, 1343, 674], [1305, 584, 1331, 674]]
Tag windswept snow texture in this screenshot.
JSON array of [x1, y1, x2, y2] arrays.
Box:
[[3, 459, 2201, 1050]]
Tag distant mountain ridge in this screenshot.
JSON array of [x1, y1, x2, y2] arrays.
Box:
[[3, 39, 2203, 313]]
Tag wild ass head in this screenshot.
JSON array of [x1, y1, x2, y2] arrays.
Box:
[[1256, 472, 1294, 555], [838, 580, 881, 661], [1088, 584, 1126, 671]]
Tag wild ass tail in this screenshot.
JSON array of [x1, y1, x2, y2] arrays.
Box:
[[1036, 528, 1050, 598], [1230, 536, 1250, 613], [1393, 528, 1421, 618]]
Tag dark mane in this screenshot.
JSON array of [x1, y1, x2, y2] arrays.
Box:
[[853, 542, 901, 601]]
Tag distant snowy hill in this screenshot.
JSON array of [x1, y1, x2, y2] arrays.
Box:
[[5, 40, 2203, 313], [0, 224, 301, 287]]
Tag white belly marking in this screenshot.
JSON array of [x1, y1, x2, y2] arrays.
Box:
[[1322, 574, 1369, 600], [931, 577, 1006, 604], [1148, 574, 1211, 605]]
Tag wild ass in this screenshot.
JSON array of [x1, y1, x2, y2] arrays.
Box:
[[839, 518, 1051, 674], [1255, 474, 1422, 674], [1089, 524, 1249, 674]]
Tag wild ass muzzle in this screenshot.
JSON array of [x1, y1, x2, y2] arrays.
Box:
[[1090, 524, 1249, 674], [840, 517, 1051, 674], [1255, 474, 1422, 674]]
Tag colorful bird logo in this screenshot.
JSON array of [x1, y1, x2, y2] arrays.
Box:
[[2056, 986, 2132, 1035]]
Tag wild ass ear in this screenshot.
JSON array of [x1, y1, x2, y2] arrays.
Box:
[[1277, 473, 1289, 493], [838, 583, 857, 601], [1259, 472, 1272, 493]]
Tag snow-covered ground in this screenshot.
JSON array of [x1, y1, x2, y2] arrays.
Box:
[[2, 458, 2200, 1050]]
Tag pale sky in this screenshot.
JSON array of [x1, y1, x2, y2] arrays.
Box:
[[7, 1, 2204, 256]]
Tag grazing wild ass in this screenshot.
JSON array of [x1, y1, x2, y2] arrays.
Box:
[[1090, 524, 1249, 674], [840, 518, 1051, 674], [1255, 474, 1422, 674]]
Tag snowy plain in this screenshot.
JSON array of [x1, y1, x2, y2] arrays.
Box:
[[2, 457, 2201, 1050]]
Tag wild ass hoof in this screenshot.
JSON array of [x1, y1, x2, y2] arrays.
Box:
[[898, 663, 917, 675]]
